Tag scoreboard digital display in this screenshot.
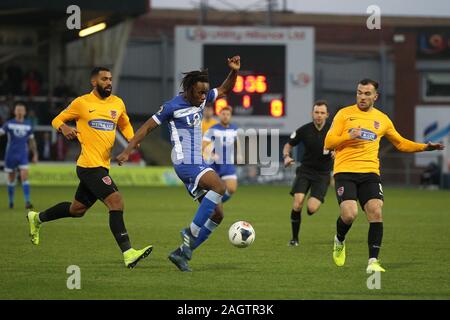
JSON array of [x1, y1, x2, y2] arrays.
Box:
[[203, 45, 285, 117], [175, 26, 314, 134]]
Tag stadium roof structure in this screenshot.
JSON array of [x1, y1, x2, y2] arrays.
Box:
[[0, 0, 149, 42], [132, 8, 450, 38]]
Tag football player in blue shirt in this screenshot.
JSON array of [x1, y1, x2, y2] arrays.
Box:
[[0, 103, 38, 209], [203, 106, 241, 204], [117, 56, 240, 271]]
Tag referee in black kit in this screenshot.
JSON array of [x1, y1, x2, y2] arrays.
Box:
[[282, 100, 334, 246]]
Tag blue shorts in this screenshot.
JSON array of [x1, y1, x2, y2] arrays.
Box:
[[209, 163, 237, 180], [174, 162, 214, 199], [4, 153, 29, 173]]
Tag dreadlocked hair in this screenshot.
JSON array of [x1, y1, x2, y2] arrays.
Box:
[[180, 69, 209, 93]]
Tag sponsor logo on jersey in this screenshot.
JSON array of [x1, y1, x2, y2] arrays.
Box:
[[102, 176, 112, 185], [88, 119, 115, 131], [349, 128, 377, 141], [8, 123, 31, 138]]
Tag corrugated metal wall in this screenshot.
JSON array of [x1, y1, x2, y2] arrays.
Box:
[[118, 38, 174, 116]]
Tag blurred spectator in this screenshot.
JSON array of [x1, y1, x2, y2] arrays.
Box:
[[23, 70, 41, 96], [6, 64, 23, 95], [55, 133, 68, 161], [0, 101, 11, 124], [420, 162, 441, 189], [27, 109, 39, 126], [129, 150, 143, 164], [53, 79, 76, 97], [38, 132, 53, 161]]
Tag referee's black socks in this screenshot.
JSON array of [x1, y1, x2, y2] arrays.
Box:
[[368, 222, 383, 259], [336, 216, 352, 242], [109, 210, 132, 253], [290, 209, 301, 241], [38, 202, 72, 222]]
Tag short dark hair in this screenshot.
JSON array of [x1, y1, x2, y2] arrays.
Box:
[[220, 105, 232, 113], [90, 67, 110, 78], [14, 101, 26, 109], [180, 69, 209, 92], [313, 100, 328, 110], [358, 78, 379, 91]]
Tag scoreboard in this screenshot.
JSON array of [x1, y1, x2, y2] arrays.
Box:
[[204, 44, 285, 118], [175, 26, 314, 134]]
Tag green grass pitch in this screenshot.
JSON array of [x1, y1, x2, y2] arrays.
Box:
[[0, 185, 449, 299]]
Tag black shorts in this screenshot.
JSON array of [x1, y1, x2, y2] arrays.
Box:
[[290, 166, 331, 203], [334, 172, 384, 209], [75, 166, 119, 207]]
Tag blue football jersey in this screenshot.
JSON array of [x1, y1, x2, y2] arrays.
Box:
[[0, 119, 34, 157], [203, 122, 238, 164], [152, 89, 218, 164]]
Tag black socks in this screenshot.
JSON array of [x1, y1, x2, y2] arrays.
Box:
[[336, 216, 352, 242], [291, 209, 301, 240], [368, 222, 383, 259], [38, 202, 72, 222], [109, 210, 132, 253]]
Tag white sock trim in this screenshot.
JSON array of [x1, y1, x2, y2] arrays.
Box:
[[204, 218, 219, 232], [368, 258, 378, 264], [204, 190, 222, 204], [190, 222, 201, 237], [334, 235, 344, 245]]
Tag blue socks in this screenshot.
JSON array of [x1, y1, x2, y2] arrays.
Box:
[[22, 180, 31, 203], [7, 181, 15, 207], [191, 190, 222, 232], [6, 179, 32, 207], [222, 190, 232, 203], [193, 218, 219, 249]]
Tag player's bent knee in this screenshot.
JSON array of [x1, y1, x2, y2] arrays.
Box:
[[307, 205, 319, 215], [307, 199, 321, 214], [70, 204, 88, 217], [340, 206, 358, 223], [104, 192, 124, 211], [292, 201, 303, 212]]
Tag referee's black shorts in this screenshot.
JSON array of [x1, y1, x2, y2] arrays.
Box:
[[75, 166, 119, 208], [334, 172, 384, 209], [290, 166, 331, 203]]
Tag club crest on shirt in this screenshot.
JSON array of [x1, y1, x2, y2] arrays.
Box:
[[102, 176, 112, 185], [337, 186, 344, 197], [110, 110, 117, 119], [374, 121, 380, 129]]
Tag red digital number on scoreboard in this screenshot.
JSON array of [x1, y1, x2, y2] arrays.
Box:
[[215, 74, 283, 117], [232, 75, 267, 93]]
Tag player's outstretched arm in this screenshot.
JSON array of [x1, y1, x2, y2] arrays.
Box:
[[424, 141, 444, 151], [116, 117, 159, 165], [217, 56, 240, 98], [384, 119, 443, 152]]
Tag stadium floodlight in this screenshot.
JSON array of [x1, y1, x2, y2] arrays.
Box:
[[79, 22, 107, 37]]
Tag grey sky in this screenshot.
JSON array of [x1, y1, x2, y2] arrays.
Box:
[[151, 0, 450, 17]]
